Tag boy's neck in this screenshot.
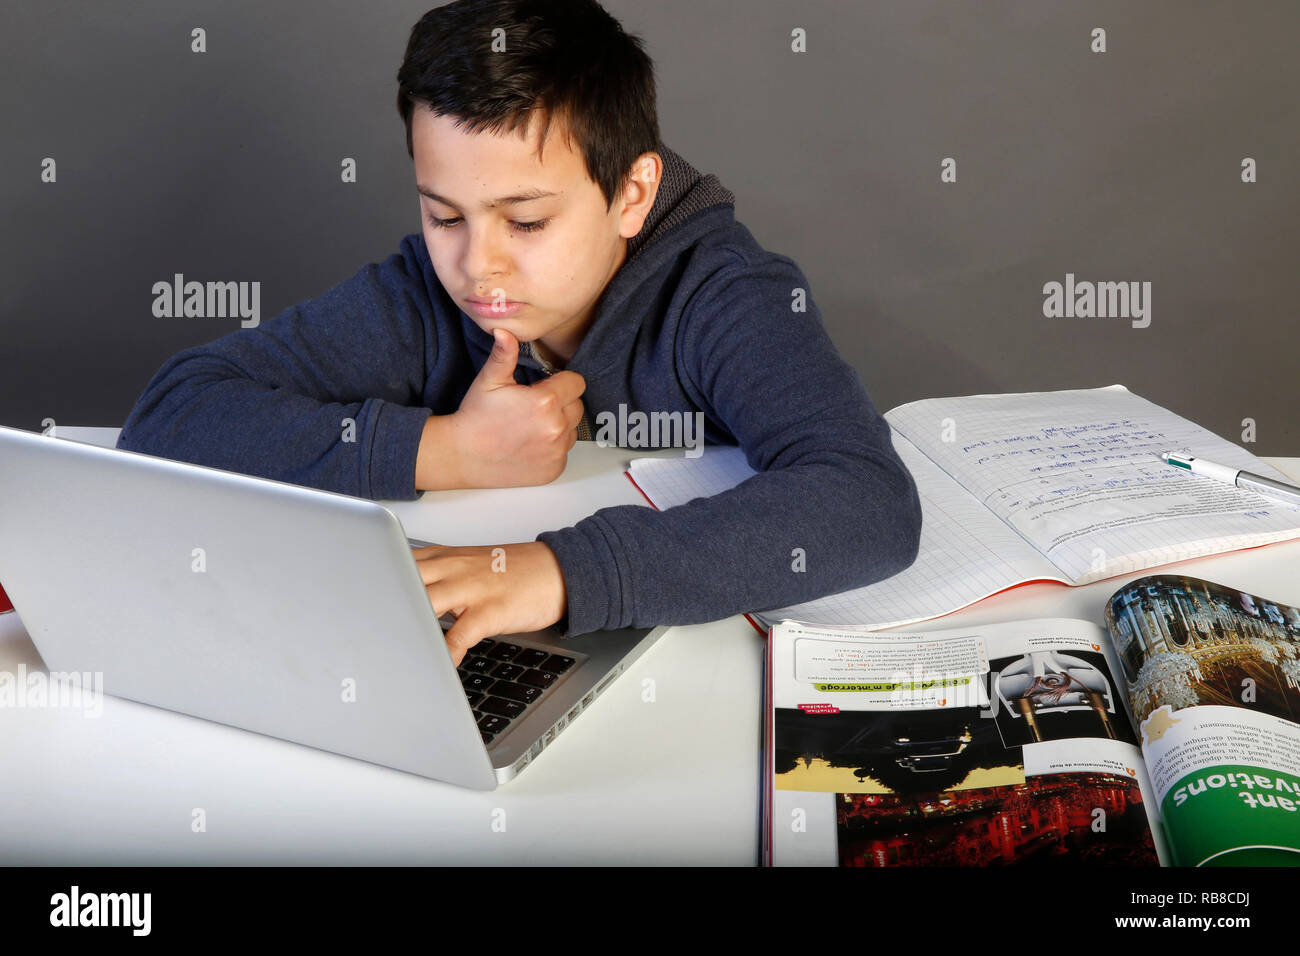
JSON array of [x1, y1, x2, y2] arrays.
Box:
[[531, 338, 568, 370]]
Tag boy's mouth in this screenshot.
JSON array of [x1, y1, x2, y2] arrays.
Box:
[[465, 298, 526, 319]]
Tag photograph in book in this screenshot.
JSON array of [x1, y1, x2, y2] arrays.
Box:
[[986, 649, 1139, 749], [835, 772, 1156, 867], [774, 704, 1023, 795], [1107, 574, 1300, 725]]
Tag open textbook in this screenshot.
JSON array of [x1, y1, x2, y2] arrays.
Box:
[[628, 385, 1300, 632], [763, 574, 1300, 867]]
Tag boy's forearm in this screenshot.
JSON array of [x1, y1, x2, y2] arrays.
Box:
[[538, 439, 923, 637], [415, 414, 465, 491]]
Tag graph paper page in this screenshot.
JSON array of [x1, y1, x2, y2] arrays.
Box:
[[627, 433, 1063, 630], [885, 384, 1300, 584]]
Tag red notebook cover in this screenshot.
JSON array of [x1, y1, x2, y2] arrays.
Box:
[[0, 581, 12, 614]]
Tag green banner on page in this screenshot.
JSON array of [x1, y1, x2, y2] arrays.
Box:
[[814, 676, 973, 693], [1161, 763, 1300, 866]]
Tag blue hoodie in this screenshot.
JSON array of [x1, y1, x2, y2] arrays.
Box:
[[117, 145, 922, 637]]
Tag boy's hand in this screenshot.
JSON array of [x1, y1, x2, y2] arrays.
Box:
[[411, 541, 568, 665], [448, 328, 586, 488]]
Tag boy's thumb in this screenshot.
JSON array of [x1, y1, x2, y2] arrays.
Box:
[[478, 328, 519, 384]]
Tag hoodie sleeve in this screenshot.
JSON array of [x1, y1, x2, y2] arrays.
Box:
[[116, 238, 436, 501], [538, 254, 923, 637]]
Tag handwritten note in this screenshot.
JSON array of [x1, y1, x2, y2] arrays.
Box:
[[887, 385, 1300, 581]]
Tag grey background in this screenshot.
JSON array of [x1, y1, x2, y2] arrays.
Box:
[[2, 0, 1296, 452]]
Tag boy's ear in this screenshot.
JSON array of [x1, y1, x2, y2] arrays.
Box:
[[617, 151, 662, 239]]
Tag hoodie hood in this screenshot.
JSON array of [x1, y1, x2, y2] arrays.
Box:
[[625, 143, 736, 265]]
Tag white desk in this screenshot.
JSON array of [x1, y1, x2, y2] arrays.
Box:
[[2, 427, 1298, 865]]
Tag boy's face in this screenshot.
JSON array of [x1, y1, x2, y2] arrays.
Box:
[[411, 108, 658, 366]]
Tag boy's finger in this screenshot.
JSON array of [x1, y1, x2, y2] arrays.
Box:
[[444, 640, 466, 667], [443, 610, 493, 663], [415, 560, 453, 586], [424, 581, 470, 618], [563, 399, 585, 429], [532, 369, 586, 404]]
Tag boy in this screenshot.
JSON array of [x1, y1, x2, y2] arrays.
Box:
[[117, 0, 922, 664]]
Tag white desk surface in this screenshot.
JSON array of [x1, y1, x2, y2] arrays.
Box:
[[2, 427, 1299, 865]]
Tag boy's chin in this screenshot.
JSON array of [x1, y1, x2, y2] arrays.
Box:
[[473, 318, 542, 342]]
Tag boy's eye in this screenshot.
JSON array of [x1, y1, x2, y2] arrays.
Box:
[[425, 215, 550, 234]]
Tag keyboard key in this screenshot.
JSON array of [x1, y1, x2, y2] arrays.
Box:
[[478, 713, 509, 735], [491, 681, 542, 705], [488, 643, 521, 662], [516, 648, 549, 667], [480, 696, 526, 719], [492, 662, 523, 681], [463, 656, 494, 674], [476, 638, 497, 651], [480, 730, 495, 744], [542, 654, 576, 673], [519, 670, 557, 689], [461, 673, 493, 693], [466, 691, 484, 707]]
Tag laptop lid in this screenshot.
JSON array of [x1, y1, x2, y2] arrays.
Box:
[[0, 425, 498, 790]]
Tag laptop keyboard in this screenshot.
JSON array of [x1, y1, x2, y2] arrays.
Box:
[[456, 638, 576, 745]]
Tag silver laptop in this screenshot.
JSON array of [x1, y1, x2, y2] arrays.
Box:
[[0, 425, 668, 789]]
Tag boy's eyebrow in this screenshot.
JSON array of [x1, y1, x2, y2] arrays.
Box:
[[417, 185, 562, 209]]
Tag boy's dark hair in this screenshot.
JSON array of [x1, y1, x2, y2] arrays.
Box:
[[396, 0, 660, 212]]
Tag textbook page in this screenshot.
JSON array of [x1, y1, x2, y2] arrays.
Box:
[[885, 385, 1300, 585], [766, 617, 1165, 867], [627, 434, 1063, 631], [1104, 574, 1300, 866]]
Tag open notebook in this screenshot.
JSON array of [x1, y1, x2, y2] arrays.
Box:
[[628, 385, 1300, 632]]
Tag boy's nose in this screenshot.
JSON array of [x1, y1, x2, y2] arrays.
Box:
[[462, 227, 511, 284]]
